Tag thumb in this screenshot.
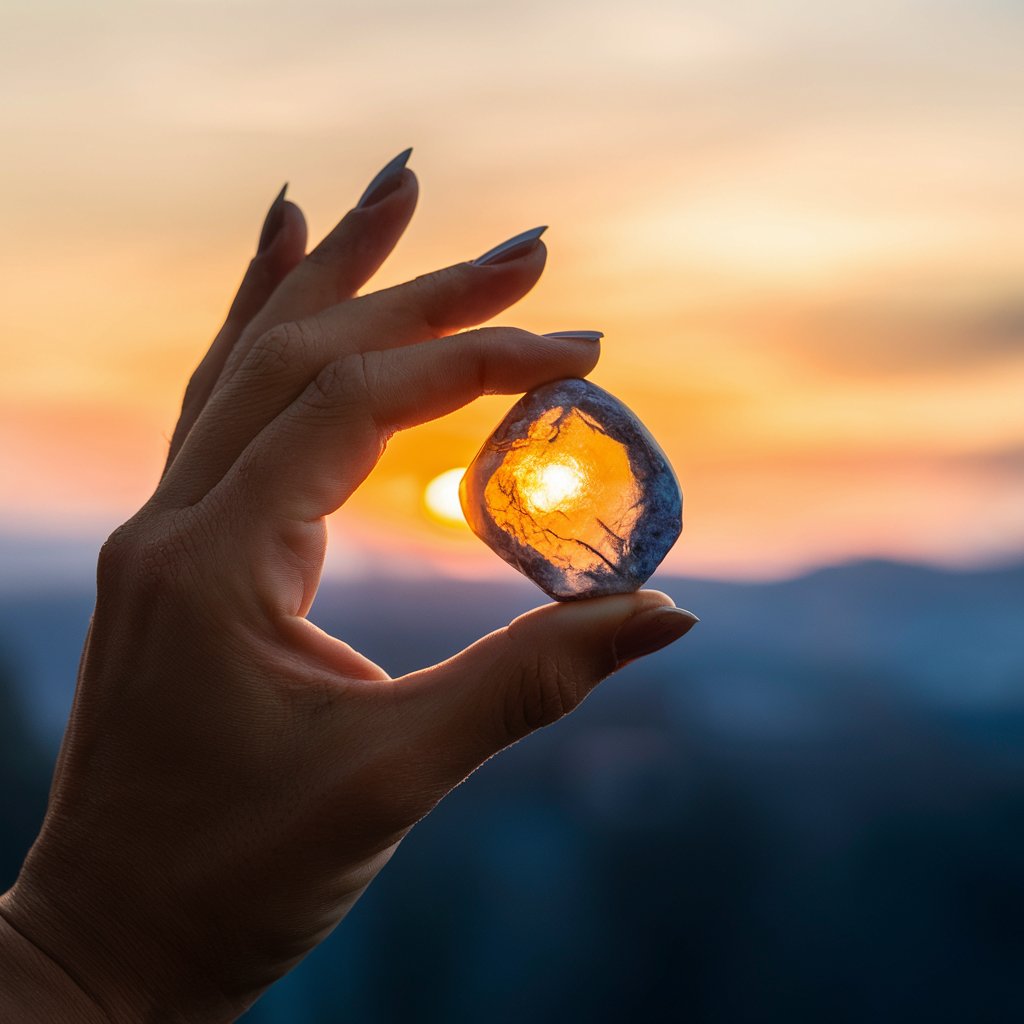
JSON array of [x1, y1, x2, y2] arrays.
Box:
[[401, 589, 699, 786]]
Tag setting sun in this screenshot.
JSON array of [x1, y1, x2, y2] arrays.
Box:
[[424, 468, 468, 527]]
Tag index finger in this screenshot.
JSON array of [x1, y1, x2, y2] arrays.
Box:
[[217, 149, 419, 387]]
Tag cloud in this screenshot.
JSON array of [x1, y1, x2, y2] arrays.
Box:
[[762, 296, 1024, 375], [2, 0, 1023, 579], [970, 302, 1024, 353]]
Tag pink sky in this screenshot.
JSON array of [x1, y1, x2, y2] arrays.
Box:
[[1, 0, 1022, 584]]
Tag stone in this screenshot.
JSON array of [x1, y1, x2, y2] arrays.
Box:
[[459, 378, 683, 601]]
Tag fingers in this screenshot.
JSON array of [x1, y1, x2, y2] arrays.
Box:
[[167, 149, 420, 479], [309, 237, 548, 356], [218, 327, 599, 523], [217, 150, 420, 385], [163, 190, 308, 473], [396, 592, 699, 790], [156, 239, 549, 508]]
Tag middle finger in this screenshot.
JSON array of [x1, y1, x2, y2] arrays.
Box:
[[156, 228, 549, 508], [216, 148, 420, 390]]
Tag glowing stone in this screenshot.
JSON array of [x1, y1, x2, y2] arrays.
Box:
[[459, 378, 682, 600]]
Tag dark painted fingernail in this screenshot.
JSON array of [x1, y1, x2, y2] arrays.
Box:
[[356, 147, 413, 209], [613, 607, 699, 667], [471, 226, 547, 267], [543, 330, 604, 343], [257, 183, 288, 254]]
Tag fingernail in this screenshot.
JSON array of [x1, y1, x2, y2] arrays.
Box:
[[471, 226, 547, 267], [613, 607, 699, 667], [257, 183, 288, 254], [543, 330, 604, 343], [356, 147, 413, 209]]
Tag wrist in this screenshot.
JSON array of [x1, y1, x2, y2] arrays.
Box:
[[0, 890, 110, 1024], [5, 832, 261, 1024], [2, 858, 215, 1024]]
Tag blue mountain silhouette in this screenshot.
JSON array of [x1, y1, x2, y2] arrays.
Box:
[[1, 558, 1021, 1022]]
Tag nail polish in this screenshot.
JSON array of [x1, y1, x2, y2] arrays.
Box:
[[613, 607, 699, 667], [257, 183, 288, 254], [542, 331, 604, 343], [356, 147, 413, 209], [472, 226, 547, 267]]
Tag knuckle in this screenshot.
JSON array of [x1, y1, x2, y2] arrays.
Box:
[[304, 351, 386, 423], [244, 321, 314, 378], [96, 510, 204, 598], [96, 519, 144, 585], [305, 353, 362, 411], [289, 352, 391, 461], [133, 534, 185, 589], [503, 645, 582, 740]]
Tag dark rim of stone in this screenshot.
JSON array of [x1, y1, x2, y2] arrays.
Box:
[[461, 377, 683, 601]]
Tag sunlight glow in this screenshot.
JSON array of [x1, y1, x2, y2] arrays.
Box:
[[520, 458, 585, 515], [424, 468, 469, 527]]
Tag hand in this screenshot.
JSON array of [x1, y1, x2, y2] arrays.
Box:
[[0, 151, 698, 1022]]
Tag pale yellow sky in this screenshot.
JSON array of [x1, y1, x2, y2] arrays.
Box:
[[1, 0, 1022, 582]]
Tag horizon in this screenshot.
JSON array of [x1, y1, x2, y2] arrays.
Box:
[[2, 0, 1023, 583], [1, 523, 1021, 599]]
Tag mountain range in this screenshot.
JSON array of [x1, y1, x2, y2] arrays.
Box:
[[1, 558, 1021, 1023]]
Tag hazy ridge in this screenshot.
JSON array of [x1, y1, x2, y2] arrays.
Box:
[[1, 559, 1021, 1023]]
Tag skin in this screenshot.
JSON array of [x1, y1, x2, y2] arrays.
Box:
[[0, 161, 697, 1022]]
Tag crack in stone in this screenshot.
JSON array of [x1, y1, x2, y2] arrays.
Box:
[[465, 380, 680, 599]]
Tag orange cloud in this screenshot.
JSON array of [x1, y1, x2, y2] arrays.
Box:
[[1, 0, 1022, 582]]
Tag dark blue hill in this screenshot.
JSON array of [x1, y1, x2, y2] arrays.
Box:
[[1, 556, 1022, 1022]]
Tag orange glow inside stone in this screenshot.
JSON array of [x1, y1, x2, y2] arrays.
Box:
[[480, 405, 642, 580], [460, 378, 682, 600]]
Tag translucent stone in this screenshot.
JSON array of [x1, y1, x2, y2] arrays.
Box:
[[459, 378, 683, 600]]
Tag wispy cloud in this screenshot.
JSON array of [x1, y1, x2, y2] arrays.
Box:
[[1, 0, 1022, 578]]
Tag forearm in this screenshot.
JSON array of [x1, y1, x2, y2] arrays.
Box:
[[0, 898, 110, 1024]]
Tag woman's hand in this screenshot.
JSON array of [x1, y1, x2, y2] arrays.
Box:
[[0, 151, 697, 1023]]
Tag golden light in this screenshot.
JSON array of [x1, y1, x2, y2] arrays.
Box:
[[520, 457, 585, 514], [475, 406, 642, 575], [424, 468, 469, 527]]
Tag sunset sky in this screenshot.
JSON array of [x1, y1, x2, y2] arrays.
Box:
[[1, 0, 1022, 584]]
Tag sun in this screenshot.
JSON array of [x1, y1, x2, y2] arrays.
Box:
[[520, 457, 585, 514], [424, 467, 469, 527]]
